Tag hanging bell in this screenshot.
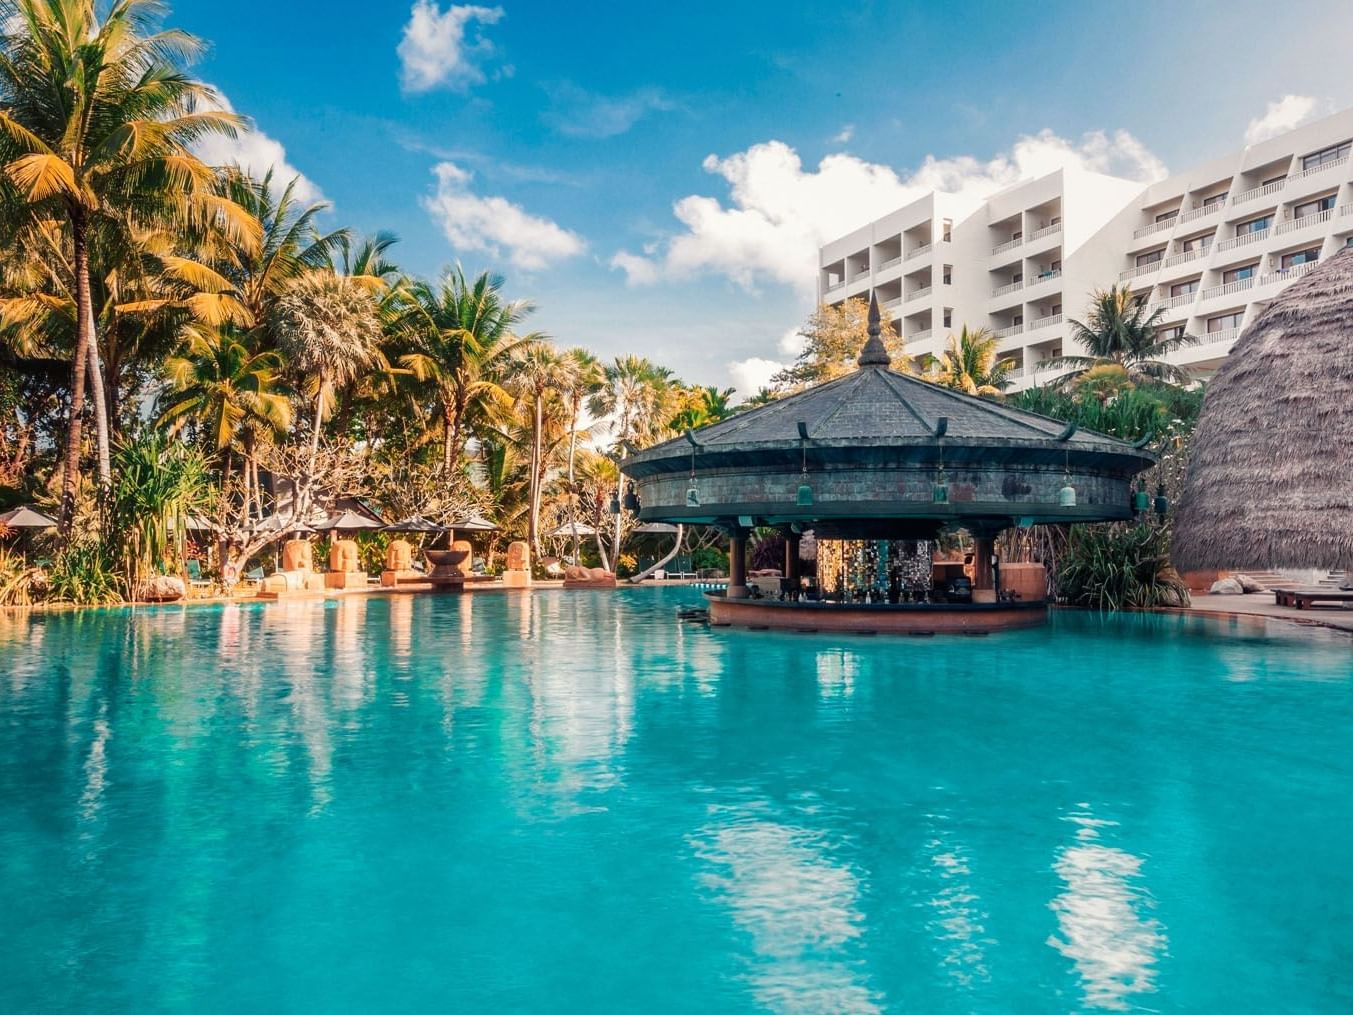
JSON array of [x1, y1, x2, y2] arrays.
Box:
[[1059, 483, 1077, 507], [685, 485, 701, 508], [608, 493, 621, 515], [1133, 486, 1150, 514], [796, 482, 814, 507], [622, 484, 640, 513], [932, 482, 949, 504], [1153, 483, 1169, 519]]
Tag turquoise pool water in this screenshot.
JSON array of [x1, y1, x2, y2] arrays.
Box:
[[1, 589, 1351, 1012]]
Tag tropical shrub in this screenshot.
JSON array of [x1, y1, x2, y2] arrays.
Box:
[[1055, 523, 1189, 610], [691, 547, 728, 573], [106, 434, 214, 590], [45, 543, 123, 606], [0, 548, 42, 606]]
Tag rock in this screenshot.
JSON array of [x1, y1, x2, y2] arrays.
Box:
[[1209, 577, 1244, 595], [1236, 574, 1266, 593], [136, 575, 186, 602]]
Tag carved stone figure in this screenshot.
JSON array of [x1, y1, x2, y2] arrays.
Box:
[[329, 539, 360, 574], [282, 539, 313, 573], [384, 539, 413, 572]]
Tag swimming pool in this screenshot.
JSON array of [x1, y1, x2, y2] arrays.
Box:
[[2, 589, 1350, 1011]]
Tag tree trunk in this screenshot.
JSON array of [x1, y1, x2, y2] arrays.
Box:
[[58, 210, 93, 536], [528, 393, 543, 557], [567, 396, 581, 564], [84, 295, 111, 489], [442, 403, 455, 476]]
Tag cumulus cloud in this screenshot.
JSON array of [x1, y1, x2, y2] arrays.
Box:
[[609, 250, 660, 286], [398, 1, 504, 93], [422, 162, 585, 271], [831, 124, 855, 145], [1245, 94, 1322, 144], [611, 128, 1167, 294], [727, 357, 783, 397], [193, 87, 324, 204], [543, 83, 675, 139]]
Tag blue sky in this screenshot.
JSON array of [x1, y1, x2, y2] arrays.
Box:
[[177, 0, 1353, 394]]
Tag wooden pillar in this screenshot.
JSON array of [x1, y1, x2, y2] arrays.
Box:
[[785, 532, 802, 598], [727, 530, 749, 598], [973, 534, 995, 591]]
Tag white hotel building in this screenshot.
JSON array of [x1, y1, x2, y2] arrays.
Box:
[[818, 107, 1353, 387]]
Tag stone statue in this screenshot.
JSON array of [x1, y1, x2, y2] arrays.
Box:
[[384, 539, 412, 572], [282, 539, 313, 573], [329, 539, 360, 574], [506, 541, 530, 573]]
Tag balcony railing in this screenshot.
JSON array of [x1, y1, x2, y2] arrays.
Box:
[[1215, 227, 1270, 252], [991, 280, 1024, 298], [1231, 179, 1285, 205], [1027, 268, 1062, 286], [1150, 292, 1196, 314], [1177, 200, 1226, 225], [1029, 222, 1063, 241], [1200, 276, 1255, 301], [1120, 260, 1163, 281], [1274, 208, 1334, 234], [907, 242, 933, 260], [1028, 313, 1063, 332], [1133, 216, 1178, 239], [908, 285, 933, 301], [1163, 247, 1209, 268], [909, 329, 933, 343], [1257, 260, 1321, 286], [823, 281, 845, 293], [877, 254, 904, 271], [1292, 154, 1349, 182], [991, 237, 1023, 255], [994, 323, 1024, 339], [881, 296, 903, 310], [1196, 327, 1241, 349]]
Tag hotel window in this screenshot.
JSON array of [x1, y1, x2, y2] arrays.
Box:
[[1051, 303, 1062, 316], [1013, 314, 1024, 326], [943, 308, 953, 328], [942, 265, 953, 285], [1155, 209, 1179, 223], [1050, 216, 1061, 226], [1011, 272, 1023, 284], [1262, 174, 1287, 188], [1202, 192, 1228, 208], [1137, 249, 1164, 267], [1181, 234, 1212, 252], [1160, 325, 1186, 341], [1294, 195, 1336, 218], [942, 219, 952, 242], [1208, 312, 1244, 332], [1235, 216, 1271, 236], [1011, 230, 1022, 242], [1281, 247, 1321, 269], [1223, 264, 1258, 283], [1171, 280, 1199, 297], [1302, 142, 1351, 171]]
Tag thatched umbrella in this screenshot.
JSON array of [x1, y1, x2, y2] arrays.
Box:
[[1174, 247, 1353, 572]]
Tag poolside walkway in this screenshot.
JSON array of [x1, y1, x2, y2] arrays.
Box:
[[1170, 594, 1353, 635]]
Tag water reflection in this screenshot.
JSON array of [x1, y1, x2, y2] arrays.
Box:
[[1047, 806, 1165, 1010], [922, 820, 991, 989], [690, 799, 880, 1012]]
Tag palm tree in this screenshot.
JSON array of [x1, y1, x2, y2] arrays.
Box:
[[507, 342, 566, 556], [397, 267, 536, 476], [269, 271, 384, 475], [559, 347, 603, 562], [932, 326, 1015, 396], [0, 0, 254, 532], [670, 384, 737, 430], [1040, 285, 1198, 387]]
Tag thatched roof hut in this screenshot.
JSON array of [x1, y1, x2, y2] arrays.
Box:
[[1174, 247, 1353, 571]]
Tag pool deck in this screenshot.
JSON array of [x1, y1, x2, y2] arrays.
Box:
[[1167, 594, 1353, 635]]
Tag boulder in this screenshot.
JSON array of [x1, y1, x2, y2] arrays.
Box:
[[1236, 574, 1267, 593], [1209, 577, 1245, 595], [136, 575, 186, 602]]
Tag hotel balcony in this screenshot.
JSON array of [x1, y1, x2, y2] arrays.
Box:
[[1290, 153, 1349, 184], [1230, 179, 1285, 205], [1176, 201, 1226, 226], [1027, 313, 1062, 333], [908, 328, 933, 344], [994, 323, 1024, 339], [877, 254, 904, 272], [882, 296, 904, 311], [991, 236, 1022, 255], [907, 242, 933, 261], [1133, 216, 1177, 240], [1025, 222, 1063, 247], [1025, 268, 1062, 290], [991, 279, 1024, 298], [1199, 277, 1255, 302], [1272, 208, 1334, 235], [1120, 260, 1163, 281], [1215, 227, 1271, 252], [908, 285, 933, 302], [1163, 247, 1209, 269], [1147, 292, 1196, 316]]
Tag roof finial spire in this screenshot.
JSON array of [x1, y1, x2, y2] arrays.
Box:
[[857, 291, 892, 368]]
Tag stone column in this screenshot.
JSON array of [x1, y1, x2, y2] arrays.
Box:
[[972, 535, 995, 592], [727, 530, 749, 598], [785, 531, 802, 599]]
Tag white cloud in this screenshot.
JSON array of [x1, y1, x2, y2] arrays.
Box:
[[1245, 94, 1321, 144], [728, 357, 784, 397], [831, 124, 855, 145], [613, 128, 1167, 294], [543, 83, 675, 139], [398, 1, 504, 93], [193, 88, 324, 204], [422, 162, 585, 271], [609, 250, 660, 286]]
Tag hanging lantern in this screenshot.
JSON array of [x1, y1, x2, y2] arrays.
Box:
[[1133, 484, 1150, 514], [932, 482, 949, 504], [622, 483, 640, 514], [796, 482, 814, 506], [794, 421, 813, 507], [608, 493, 621, 515], [1059, 483, 1077, 507], [685, 484, 701, 508], [1153, 482, 1169, 519]]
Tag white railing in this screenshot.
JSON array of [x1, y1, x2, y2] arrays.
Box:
[[848, 267, 871, 281], [1177, 201, 1226, 224], [1274, 208, 1334, 234], [1133, 216, 1177, 239], [1027, 268, 1062, 286], [1120, 260, 1162, 280], [1163, 247, 1209, 268], [1197, 327, 1240, 349], [1152, 292, 1196, 313], [1257, 261, 1320, 286], [1292, 154, 1349, 181], [1200, 277, 1255, 301], [907, 242, 933, 260], [881, 296, 903, 310], [1028, 313, 1063, 332], [909, 329, 933, 343], [992, 237, 1023, 255], [1231, 179, 1285, 204], [1215, 227, 1270, 252], [878, 254, 904, 271], [991, 280, 1024, 297], [824, 281, 845, 293], [908, 285, 933, 301], [994, 323, 1024, 339], [1343, 204, 1353, 216], [1029, 222, 1063, 241]]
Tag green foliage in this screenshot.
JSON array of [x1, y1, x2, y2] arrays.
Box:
[[1055, 523, 1189, 611], [45, 543, 123, 605], [0, 547, 41, 606], [106, 433, 213, 588], [1009, 382, 1204, 443], [691, 546, 727, 573]]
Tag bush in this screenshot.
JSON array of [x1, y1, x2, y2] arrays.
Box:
[[1055, 523, 1189, 611], [0, 548, 42, 606], [45, 543, 124, 605], [690, 546, 727, 574]]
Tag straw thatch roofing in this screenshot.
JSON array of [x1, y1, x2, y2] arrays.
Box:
[[1174, 247, 1353, 571]]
